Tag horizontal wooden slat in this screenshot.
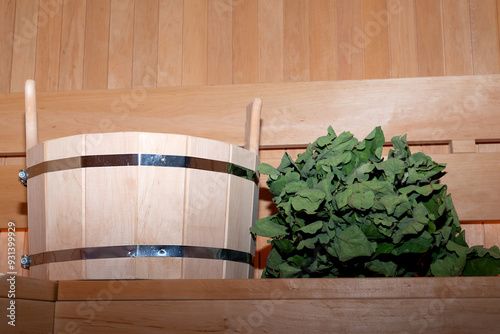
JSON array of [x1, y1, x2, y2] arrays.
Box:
[[0, 165, 27, 228], [0, 229, 29, 276], [1, 75, 500, 154], [57, 277, 500, 301], [53, 298, 500, 333], [434, 152, 500, 221], [0, 298, 54, 334], [0, 275, 58, 301]]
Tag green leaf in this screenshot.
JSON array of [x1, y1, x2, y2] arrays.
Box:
[[316, 135, 332, 148], [394, 203, 429, 239], [257, 163, 279, 177], [463, 256, 500, 276], [284, 180, 309, 194], [297, 238, 318, 250], [268, 175, 286, 196], [430, 253, 466, 277], [446, 240, 474, 257], [335, 188, 352, 209], [356, 126, 385, 162], [366, 259, 397, 277], [265, 247, 283, 271], [290, 189, 326, 213], [347, 190, 375, 211], [278, 262, 302, 278], [373, 243, 395, 257], [272, 239, 295, 255], [470, 245, 500, 259], [334, 225, 376, 261], [298, 221, 324, 234], [277, 153, 297, 173], [377, 159, 406, 184], [250, 215, 288, 238], [379, 194, 408, 215], [393, 231, 433, 255]]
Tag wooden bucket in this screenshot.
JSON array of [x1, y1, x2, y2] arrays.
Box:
[[23, 132, 259, 280]]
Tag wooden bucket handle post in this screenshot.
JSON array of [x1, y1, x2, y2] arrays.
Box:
[[25, 79, 38, 152], [244, 98, 262, 155], [244, 98, 264, 278]]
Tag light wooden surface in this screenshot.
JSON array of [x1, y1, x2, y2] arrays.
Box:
[[107, 0, 134, 89], [2, 75, 500, 154], [56, 276, 500, 300], [0, 274, 58, 301], [244, 97, 262, 155], [2, 0, 500, 95], [58, 0, 86, 92], [53, 298, 500, 333], [0, 298, 54, 334], [24, 80, 37, 151], [26, 133, 258, 280], [52, 277, 500, 334]]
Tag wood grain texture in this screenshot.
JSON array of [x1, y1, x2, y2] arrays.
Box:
[[484, 222, 500, 249], [0, 0, 17, 93], [2, 0, 500, 90], [470, 0, 500, 74], [132, 0, 158, 88], [0, 298, 54, 333], [182, 137, 229, 278], [433, 152, 500, 221], [461, 223, 485, 247], [10, 0, 39, 93], [451, 139, 476, 153], [35, 0, 63, 92], [58, 0, 86, 91], [56, 276, 500, 300], [337, 0, 363, 80], [232, 0, 259, 84], [2, 75, 500, 154], [51, 297, 500, 333], [0, 166, 27, 229], [442, 0, 473, 76], [258, 0, 284, 83], [208, 0, 232, 85], [182, 0, 208, 86], [283, 0, 310, 82], [0, 274, 57, 300], [388, 0, 418, 78], [415, 0, 445, 77], [0, 229, 29, 276], [44, 135, 85, 280], [157, 0, 183, 87], [107, 0, 134, 89], [84, 133, 138, 279], [24, 79, 37, 151], [224, 146, 257, 278], [361, 0, 390, 79], [83, 0, 110, 90], [308, 0, 336, 81], [26, 142, 47, 280], [135, 133, 187, 279]]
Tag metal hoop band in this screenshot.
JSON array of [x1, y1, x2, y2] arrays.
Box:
[[21, 245, 254, 269], [25, 154, 258, 185]]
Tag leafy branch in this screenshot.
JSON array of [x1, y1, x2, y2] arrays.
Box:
[[251, 126, 500, 278]]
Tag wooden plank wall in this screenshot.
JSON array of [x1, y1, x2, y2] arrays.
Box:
[[1, 0, 500, 95], [1, 0, 500, 277]]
